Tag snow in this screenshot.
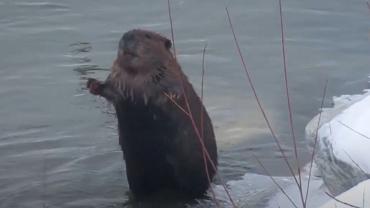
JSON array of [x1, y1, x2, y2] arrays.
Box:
[[315, 91, 370, 173], [320, 179, 370, 208]]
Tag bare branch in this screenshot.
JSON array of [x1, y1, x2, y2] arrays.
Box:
[[325, 192, 361, 208], [305, 79, 328, 204]]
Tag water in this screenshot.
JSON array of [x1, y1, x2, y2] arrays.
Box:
[[0, 0, 369, 207]]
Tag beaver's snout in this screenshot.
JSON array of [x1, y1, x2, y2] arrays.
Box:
[[123, 31, 135, 42], [119, 31, 136, 51]]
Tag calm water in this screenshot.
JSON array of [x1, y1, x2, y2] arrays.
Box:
[[0, 0, 369, 207]]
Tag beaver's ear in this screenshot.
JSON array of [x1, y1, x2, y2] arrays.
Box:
[[164, 38, 172, 49]]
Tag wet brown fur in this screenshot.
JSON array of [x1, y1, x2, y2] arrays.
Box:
[[87, 29, 217, 198]]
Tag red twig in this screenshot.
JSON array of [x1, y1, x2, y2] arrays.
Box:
[[343, 150, 368, 175], [163, 53, 236, 208], [167, 0, 177, 58], [166, 1, 237, 207], [163, 92, 190, 117], [200, 43, 220, 207], [278, 1, 304, 201], [337, 120, 370, 140], [325, 192, 361, 208], [168, 76, 237, 207], [305, 79, 328, 205], [254, 155, 299, 208], [181, 79, 237, 208], [201, 43, 207, 143], [225, 6, 300, 188]]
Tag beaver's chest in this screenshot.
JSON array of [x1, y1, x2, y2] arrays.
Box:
[[114, 100, 180, 156]]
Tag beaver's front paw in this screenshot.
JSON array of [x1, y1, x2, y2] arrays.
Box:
[[87, 78, 103, 95]]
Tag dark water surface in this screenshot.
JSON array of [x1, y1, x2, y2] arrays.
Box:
[[1, 0, 369, 207]]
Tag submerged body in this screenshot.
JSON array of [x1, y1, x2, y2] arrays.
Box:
[[87, 29, 217, 198]]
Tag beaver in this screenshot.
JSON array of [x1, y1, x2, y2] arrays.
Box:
[[86, 29, 217, 198]]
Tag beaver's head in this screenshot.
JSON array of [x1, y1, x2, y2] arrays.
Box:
[[108, 29, 184, 104], [116, 29, 173, 73]]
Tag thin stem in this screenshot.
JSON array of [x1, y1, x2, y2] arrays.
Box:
[[254, 155, 299, 208], [363, 187, 366, 208], [200, 43, 220, 207], [163, 92, 190, 117], [167, 82, 237, 207], [167, 0, 177, 58], [278, 0, 304, 200], [343, 150, 368, 176], [325, 192, 361, 208], [166, 1, 236, 206], [305, 79, 328, 204], [201, 43, 207, 145], [182, 81, 238, 208], [225, 6, 300, 188], [337, 120, 370, 140]]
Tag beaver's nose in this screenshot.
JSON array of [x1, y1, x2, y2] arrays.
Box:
[[123, 31, 135, 42], [119, 31, 136, 51]]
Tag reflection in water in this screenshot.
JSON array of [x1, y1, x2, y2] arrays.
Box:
[[70, 42, 92, 53], [69, 42, 109, 77], [13, 2, 70, 10]]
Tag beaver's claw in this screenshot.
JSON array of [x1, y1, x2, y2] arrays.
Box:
[[87, 78, 102, 95]]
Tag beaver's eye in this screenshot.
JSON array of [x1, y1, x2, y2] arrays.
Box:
[[164, 39, 172, 49]]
